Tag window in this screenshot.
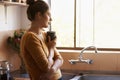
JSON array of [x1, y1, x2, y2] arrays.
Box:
[[94, 0, 120, 48], [51, 0, 74, 47], [50, 0, 120, 49]]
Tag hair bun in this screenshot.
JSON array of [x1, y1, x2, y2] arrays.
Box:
[[26, 0, 35, 5]]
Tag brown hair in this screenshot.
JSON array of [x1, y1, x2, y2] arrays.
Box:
[[26, 0, 49, 21]]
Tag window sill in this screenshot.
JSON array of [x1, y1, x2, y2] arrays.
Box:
[[58, 49, 120, 54]]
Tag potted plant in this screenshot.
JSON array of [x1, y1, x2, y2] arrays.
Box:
[[7, 29, 27, 74]]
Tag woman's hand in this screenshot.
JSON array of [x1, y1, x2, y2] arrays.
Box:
[[47, 36, 56, 49], [45, 67, 56, 80], [48, 57, 54, 69]]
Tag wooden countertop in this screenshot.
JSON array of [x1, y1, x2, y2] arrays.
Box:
[[14, 77, 30, 80], [11, 70, 30, 80]]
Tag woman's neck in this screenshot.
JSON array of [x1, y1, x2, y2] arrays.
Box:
[[28, 23, 43, 35]]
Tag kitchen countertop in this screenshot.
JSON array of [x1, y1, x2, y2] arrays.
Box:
[[14, 78, 30, 80], [11, 70, 30, 80]]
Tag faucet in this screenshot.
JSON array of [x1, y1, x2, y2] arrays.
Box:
[[69, 46, 98, 64]]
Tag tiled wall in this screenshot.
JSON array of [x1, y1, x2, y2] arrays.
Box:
[[60, 51, 120, 72]]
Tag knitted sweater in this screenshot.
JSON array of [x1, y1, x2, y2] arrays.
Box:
[[20, 31, 63, 80]]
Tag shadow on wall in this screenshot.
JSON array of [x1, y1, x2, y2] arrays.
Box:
[[0, 30, 21, 71]]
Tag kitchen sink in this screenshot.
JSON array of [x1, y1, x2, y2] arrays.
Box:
[[62, 72, 77, 80], [80, 74, 120, 80], [11, 70, 120, 80], [62, 73, 120, 80]]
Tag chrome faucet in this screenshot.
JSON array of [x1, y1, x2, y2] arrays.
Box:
[[69, 46, 98, 64]]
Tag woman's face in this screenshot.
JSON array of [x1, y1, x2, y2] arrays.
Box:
[[40, 10, 52, 28]]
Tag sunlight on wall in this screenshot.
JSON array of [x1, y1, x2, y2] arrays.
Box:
[[0, 5, 21, 31]]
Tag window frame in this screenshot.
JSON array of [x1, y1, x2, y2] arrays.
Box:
[[49, 0, 120, 51]]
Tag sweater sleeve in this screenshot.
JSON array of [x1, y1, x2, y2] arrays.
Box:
[[25, 34, 49, 73]]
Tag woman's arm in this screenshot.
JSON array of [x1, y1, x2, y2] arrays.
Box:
[[46, 48, 63, 79], [46, 31, 63, 71], [48, 48, 54, 69], [51, 48, 63, 72], [46, 35, 56, 69], [25, 33, 50, 73]]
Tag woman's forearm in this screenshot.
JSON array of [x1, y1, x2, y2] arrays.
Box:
[[48, 48, 54, 58], [51, 58, 63, 72], [48, 48, 54, 69], [51, 48, 63, 72], [48, 48, 63, 72]]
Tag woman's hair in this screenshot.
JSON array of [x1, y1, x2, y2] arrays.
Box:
[[26, 0, 49, 21]]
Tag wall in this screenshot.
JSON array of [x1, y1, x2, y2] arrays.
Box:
[[0, 5, 22, 31], [0, 5, 29, 71], [60, 51, 120, 73], [21, 7, 30, 29], [0, 30, 21, 71], [0, 5, 30, 31]]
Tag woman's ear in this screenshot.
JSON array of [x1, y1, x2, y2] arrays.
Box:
[[35, 12, 42, 19], [38, 12, 42, 17]]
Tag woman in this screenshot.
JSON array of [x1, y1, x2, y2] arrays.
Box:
[[20, 0, 64, 80]]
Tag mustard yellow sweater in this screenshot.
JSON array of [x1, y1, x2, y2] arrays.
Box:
[[20, 31, 63, 80]]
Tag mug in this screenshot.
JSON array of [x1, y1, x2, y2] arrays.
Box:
[[46, 31, 56, 42]]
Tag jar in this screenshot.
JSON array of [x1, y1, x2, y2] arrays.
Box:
[[0, 61, 13, 80]]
